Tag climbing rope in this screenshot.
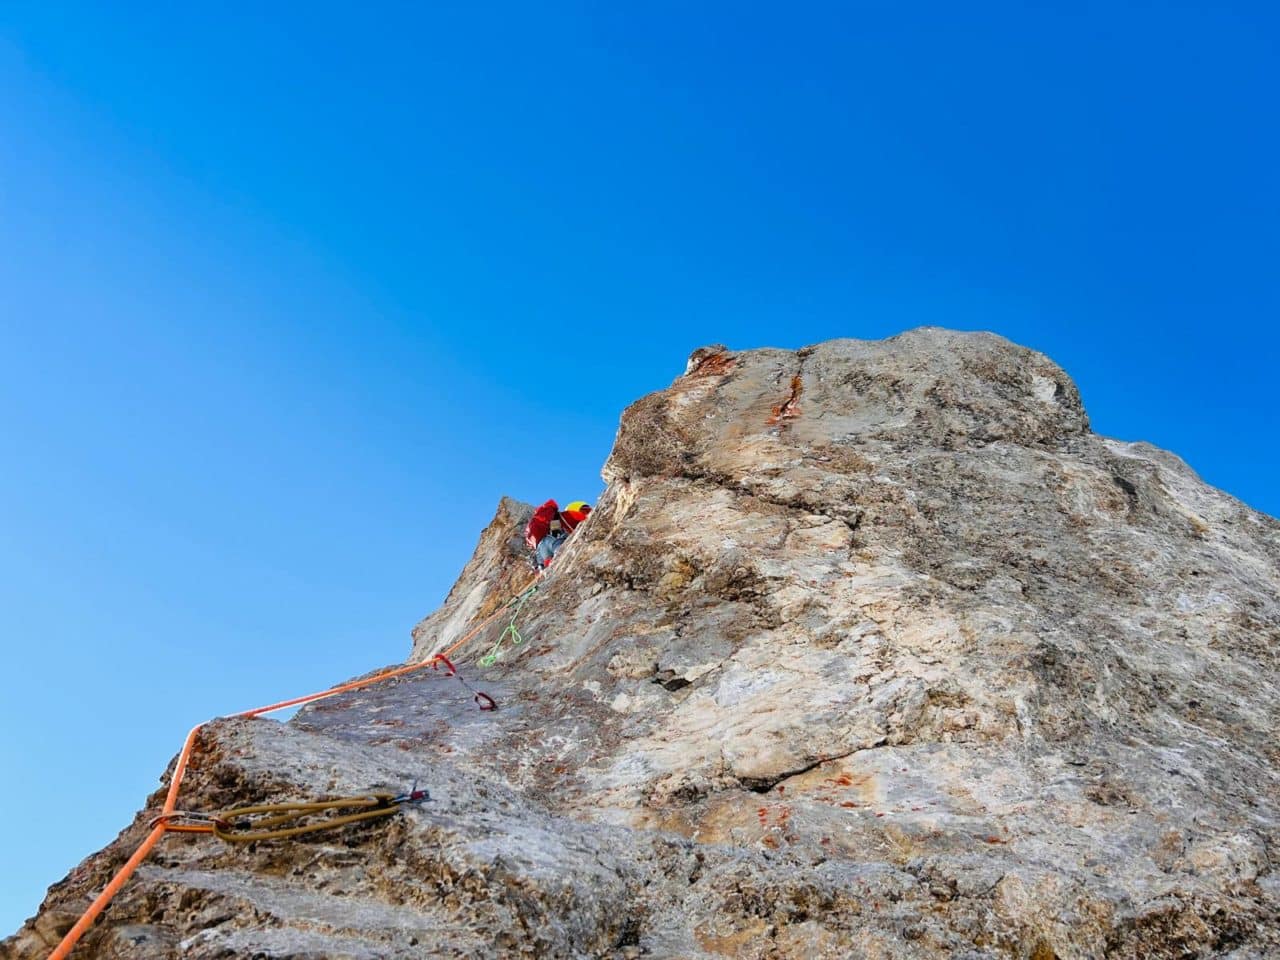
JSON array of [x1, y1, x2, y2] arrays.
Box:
[[214, 788, 430, 843], [151, 788, 431, 843], [479, 584, 538, 667], [49, 578, 536, 960]]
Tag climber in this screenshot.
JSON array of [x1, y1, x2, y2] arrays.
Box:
[[524, 499, 592, 569]]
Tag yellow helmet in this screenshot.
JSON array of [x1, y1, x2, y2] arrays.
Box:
[[565, 500, 590, 513]]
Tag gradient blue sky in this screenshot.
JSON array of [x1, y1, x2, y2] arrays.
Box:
[[2, 2, 1277, 933]]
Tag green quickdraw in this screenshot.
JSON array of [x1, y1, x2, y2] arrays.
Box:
[[479, 584, 538, 667]]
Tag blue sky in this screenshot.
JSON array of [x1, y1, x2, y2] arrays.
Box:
[[2, 1, 1277, 933]]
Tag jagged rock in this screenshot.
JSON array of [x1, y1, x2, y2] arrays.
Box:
[[7, 328, 1279, 959]]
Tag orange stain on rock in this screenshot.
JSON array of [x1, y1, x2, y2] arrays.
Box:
[[766, 375, 804, 425]]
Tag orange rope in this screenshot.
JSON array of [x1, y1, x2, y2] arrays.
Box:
[[48, 587, 527, 960], [47, 826, 166, 960]]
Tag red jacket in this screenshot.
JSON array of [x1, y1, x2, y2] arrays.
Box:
[[561, 503, 591, 530], [524, 500, 592, 549]]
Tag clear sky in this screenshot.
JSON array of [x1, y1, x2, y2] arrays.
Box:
[[2, 1, 1277, 934]]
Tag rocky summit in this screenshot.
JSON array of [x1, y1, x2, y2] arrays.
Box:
[[7, 328, 1279, 959]]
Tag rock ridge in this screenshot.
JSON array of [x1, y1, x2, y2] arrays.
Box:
[[6, 328, 1278, 959]]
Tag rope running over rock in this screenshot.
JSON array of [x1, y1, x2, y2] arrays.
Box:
[[48, 580, 536, 960]]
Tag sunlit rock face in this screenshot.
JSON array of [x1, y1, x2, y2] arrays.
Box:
[[8, 329, 1279, 959]]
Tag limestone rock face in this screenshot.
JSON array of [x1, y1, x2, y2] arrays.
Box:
[[7, 329, 1280, 959]]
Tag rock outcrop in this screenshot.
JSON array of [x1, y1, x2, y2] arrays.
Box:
[[7, 328, 1279, 958]]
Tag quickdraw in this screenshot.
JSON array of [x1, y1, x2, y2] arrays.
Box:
[[147, 810, 231, 834], [433, 654, 497, 710]]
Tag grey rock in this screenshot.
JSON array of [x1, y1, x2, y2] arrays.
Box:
[[6, 328, 1278, 959]]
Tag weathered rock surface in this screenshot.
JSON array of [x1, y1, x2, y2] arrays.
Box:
[[7, 328, 1279, 958]]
